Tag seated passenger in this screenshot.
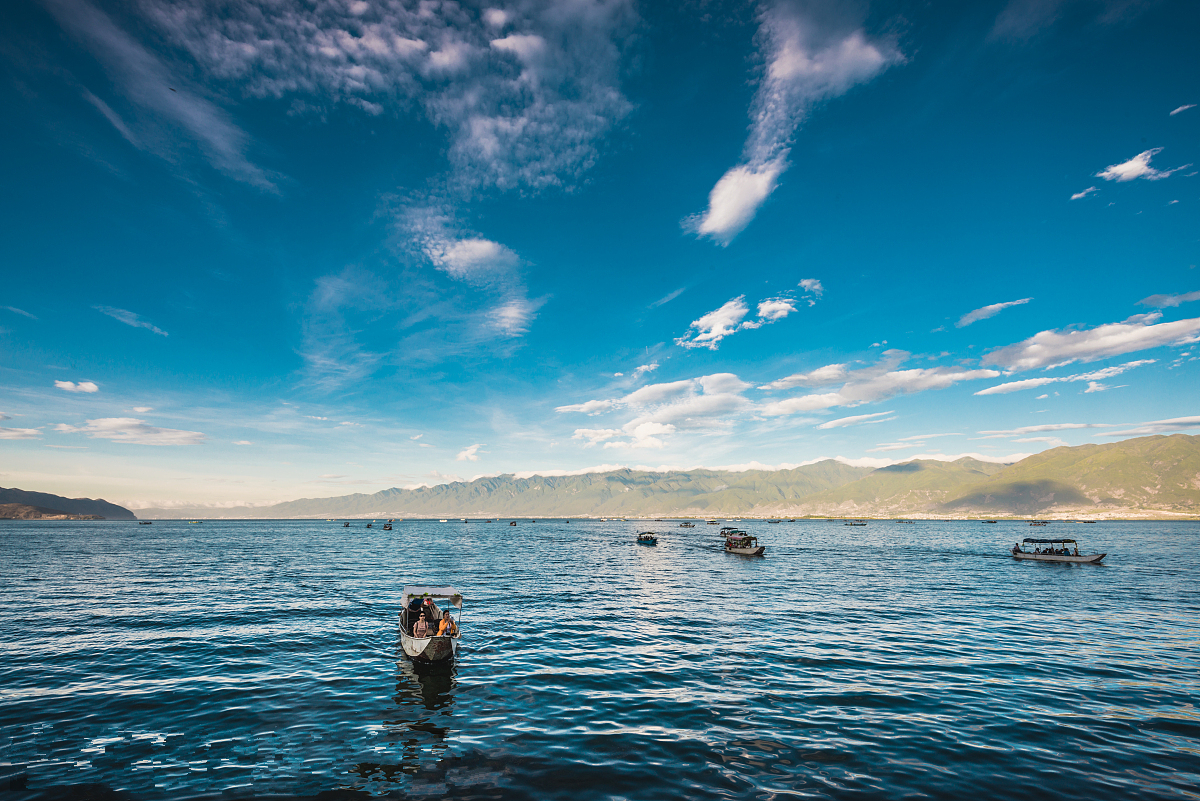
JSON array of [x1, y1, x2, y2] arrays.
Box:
[[437, 615, 458, 637], [412, 609, 434, 638]]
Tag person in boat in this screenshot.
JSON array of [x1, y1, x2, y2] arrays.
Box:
[[437, 614, 458, 637], [412, 607, 434, 638], [422, 597, 443, 621]]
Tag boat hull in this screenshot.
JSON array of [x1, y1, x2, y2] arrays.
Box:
[[400, 631, 460, 662], [726, 546, 765, 556], [1013, 552, 1105, 564]]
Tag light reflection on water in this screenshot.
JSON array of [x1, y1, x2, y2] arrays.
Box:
[[0, 518, 1198, 799]]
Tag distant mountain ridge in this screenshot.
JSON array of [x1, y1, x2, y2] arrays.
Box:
[[0, 503, 105, 520], [132, 434, 1200, 520], [0, 487, 136, 520]]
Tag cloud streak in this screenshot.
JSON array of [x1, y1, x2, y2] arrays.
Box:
[[686, 3, 901, 244], [95, 306, 168, 336], [54, 380, 99, 393], [55, 417, 206, 445], [1096, 148, 1191, 183], [974, 359, 1154, 395], [675, 292, 803, 350], [957, 298, 1032, 328], [983, 313, 1200, 370]]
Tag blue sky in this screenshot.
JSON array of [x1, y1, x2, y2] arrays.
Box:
[[1, 0, 1197, 508]]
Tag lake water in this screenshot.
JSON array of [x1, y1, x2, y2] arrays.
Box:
[[1, 519, 1198, 800]]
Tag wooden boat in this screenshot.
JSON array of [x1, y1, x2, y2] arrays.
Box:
[[720, 527, 765, 556], [399, 585, 463, 662], [679, 522, 695, 528], [1011, 538, 1105, 564], [637, 532, 658, 545], [768, 519, 781, 524]]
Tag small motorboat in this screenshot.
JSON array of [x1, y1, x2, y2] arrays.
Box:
[[720, 527, 765, 556], [983, 520, 997, 524], [399, 586, 463, 662], [138, 521, 152, 525], [637, 532, 658, 545], [1011, 537, 1105, 564], [706, 519, 718, 525], [509, 521, 517, 526], [439, 519, 448, 523], [366, 523, 372, 528], [382, 523, 393, 531], [844, 521, 867, 526], [679, 522, 695, 528], [768, 519, 781, 524], [343, 522, 350, 527]]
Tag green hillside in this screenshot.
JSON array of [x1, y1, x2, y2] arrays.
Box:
[[943, 434, 1200, 515], [131, 435, 1200, 519]]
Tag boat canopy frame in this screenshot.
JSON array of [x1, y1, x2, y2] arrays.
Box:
[[401, 585, 463, 609], [1022, 538, 1077, 544]]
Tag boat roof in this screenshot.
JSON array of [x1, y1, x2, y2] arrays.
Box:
[[1022, 538, 1076, 544], [401, 585, 462, 608]]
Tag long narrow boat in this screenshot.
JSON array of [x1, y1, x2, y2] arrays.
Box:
[[1011, 538, 1105, 564], [399, 585, 463, 662]]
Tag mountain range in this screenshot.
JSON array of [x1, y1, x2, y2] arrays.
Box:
[[0, 487, 136, 520], [130, 434, 1200, 520]]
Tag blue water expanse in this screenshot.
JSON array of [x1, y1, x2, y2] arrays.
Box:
[[1, 519, 1197, 800]]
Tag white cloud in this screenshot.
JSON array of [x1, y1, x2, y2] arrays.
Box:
[[571, 428, 623, 447], [132, 406, 153, 413], [759, 363, 848, 390], [410, 434, 423, 440], [799, 278, 824, 299], [0, 427, 41, 440], [977, 422, 1113, 438], [761, 355, 1000, 416], [686, 5, 901, 244], [1139, 290, 1200, 308], [983, 313, 1200, 370], [975, 359, 1154, 395], [867, 441, 918, 452], [622, 380, 695, 406], [94, 306, 168, 336], [817, 410, 895, 429], [651, 288, 686, 308], [3, 306, 37, 319], [899, 432, 962, 441], [456, 443, 484, 461], [675, 296, 751, 349], [55, 380, 99, 394], [1070, 186, 1099, 200], [55, 417, 205, 445], [675, 293, 802, 349], [1096, 148, 1191, 182], [632, 363, 659, 380], [1013, 436, 1067, 446], [1036, 393, 1048, 399], [1099, 415, 1200, 437], [1171, 104, 1196, 116], [1083, 381, 1110, 393], [956, 297, 1032, 328], [555, 399, 618, 415], [233, 440, 253, 445]]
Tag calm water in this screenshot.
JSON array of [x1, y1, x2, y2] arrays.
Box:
[[1, 519, 1197, 800]]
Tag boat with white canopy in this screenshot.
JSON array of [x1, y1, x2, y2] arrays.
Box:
[[1011, 538, 1105, 564], [399, 585, 463, 662], [720, 526, 765, 556]]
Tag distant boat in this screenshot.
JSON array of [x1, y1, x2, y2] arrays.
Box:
[[138, 521, 152, 525], [845, 521, 867, 526], [461, 518, 467, 522], [509, 521, 517, 526], [637, 532, 658, 545], [1012, 538, 1105, 564], [343, 522, 350, 527], [787, 519, 796, 522], [366, 523, 372, 528], [439, 519, 448, 523], [679, 522, 695, 528], [768, 520, 781, 523], [706, 519, 718, 525], [382, 524, 392, 531], [983, 520, 997, 524]]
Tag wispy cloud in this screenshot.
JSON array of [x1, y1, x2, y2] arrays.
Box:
[[798, 278, 823, 305], [956, 298, 1032, 328], [761, 353, 999, 416], [0, 427, 41, 440], [137, 0, 635, 194], [977, 422, 1114, 438], [42, 0, 274, 190], [95, 306, 168, 336], [982, 312, 1200, 370], [974, 359, 1154, 395], [456, 443, 484, 461], [632, 363, 659, 380], [1070, 186, 1098, 200], [1170, 104, 1195, 116], [817, 411, 895, 429], [651, 288, 687, 308], [1099, 415, 1200, 437], [3, 306, 37, 320], [55, 417, 206, 445], [685, 3, 901, 244], [1096, 148, 1191, 183], [1138, 290, 1200, 308], [54, 380, 99, 393]]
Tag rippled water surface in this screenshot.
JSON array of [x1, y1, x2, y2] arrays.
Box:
[[2, 519, 1198, 799]]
